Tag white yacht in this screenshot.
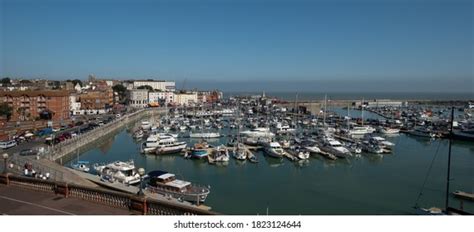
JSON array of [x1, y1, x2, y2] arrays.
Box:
[[154, 135, 187, 155], [189, 132, 221, 138], [378, 127, 400, 135], [363, 134, 395, 153], [141, 121, 152, 130], [264, 142, 286, 158], [240, 128, 275, 138], [141, 134, 160, 153], [94, 160, 141, 185], [287, 146, 310, 160], [345, 126, 376, 136], [319, 136, 352, 158]]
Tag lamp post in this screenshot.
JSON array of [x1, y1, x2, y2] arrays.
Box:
[[137, 167, 145, 196], [2, 153, 9, 174]]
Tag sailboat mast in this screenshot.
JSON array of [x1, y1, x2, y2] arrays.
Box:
[[361, 98, 364, 126], [323, 94, 327, 127], [445, 107, 454, 211]]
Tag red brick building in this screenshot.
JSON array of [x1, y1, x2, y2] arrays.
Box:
[[0, 90, 70, 121]]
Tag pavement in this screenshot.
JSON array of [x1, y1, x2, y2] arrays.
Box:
[[0, 184, 133, 215]]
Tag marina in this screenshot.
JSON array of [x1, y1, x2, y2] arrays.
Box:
[[62, 95, 474, 215]]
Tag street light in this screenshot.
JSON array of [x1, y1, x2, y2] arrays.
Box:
[[2, 153, 9, 174], [137, 167, 145, 196]]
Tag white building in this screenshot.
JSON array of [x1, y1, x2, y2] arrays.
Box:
[[175, 92, 198, 106], [149, 91, 174, 105], [74, 83, 82, 93], [133, 80, 175, 92], [129, 89, 149, 108], [69, 94, 82, 115]]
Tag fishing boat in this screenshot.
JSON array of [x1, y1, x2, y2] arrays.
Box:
[[264, 142, 286, 158], [146, 170, 211, 203], [94, 160, 141, 185], [191, 142, 209, 159]]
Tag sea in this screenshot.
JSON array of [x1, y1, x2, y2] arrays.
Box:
[[224, 92, 473, 101]]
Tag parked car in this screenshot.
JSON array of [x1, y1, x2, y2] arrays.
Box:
[[19, 149, 38, 156], [0, 140, 17, 149]]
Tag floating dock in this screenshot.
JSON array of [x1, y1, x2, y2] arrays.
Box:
[[452, 190, 474, 202]]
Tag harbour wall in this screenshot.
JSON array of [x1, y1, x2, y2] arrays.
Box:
[[47, 108, 165, 163], [277, 99, 470, 115]]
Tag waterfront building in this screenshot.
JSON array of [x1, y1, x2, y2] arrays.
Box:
[[133, 80, 175, 92], [148, 91, 174, 105], [197, 90, 223, 103], [79, 89, 113, 111], [69, 94, 82, 115], [175, 92, 198, 106], [0, 90, 70, 121], [129, 89, 149, 108]]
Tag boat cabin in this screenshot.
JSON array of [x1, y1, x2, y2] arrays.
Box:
[[148, 170, 191, 193]]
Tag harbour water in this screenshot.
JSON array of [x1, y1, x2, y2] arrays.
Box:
[[67, 108, 474, 215]]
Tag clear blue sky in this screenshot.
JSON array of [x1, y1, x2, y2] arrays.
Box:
[[1, 0, 472, 92]]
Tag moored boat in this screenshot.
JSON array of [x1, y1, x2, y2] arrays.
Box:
[[146, 170, 211, 203]]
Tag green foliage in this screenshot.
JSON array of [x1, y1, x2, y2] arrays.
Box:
[[1, 77, 11, 86], [137, 85, 153, 91], [0, 103, 13, 121]]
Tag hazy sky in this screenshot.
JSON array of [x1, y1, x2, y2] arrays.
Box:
[[1, 0, 472, 92]]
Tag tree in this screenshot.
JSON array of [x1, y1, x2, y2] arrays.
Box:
[[137, 85, 153, 91], [72, 79, 83, 87], [112, 84, 127, 103], [1, 77, 11, 86], [0, 103, 13, 121]]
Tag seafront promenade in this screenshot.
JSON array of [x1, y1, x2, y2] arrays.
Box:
[[0, 174, 216, 215]]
